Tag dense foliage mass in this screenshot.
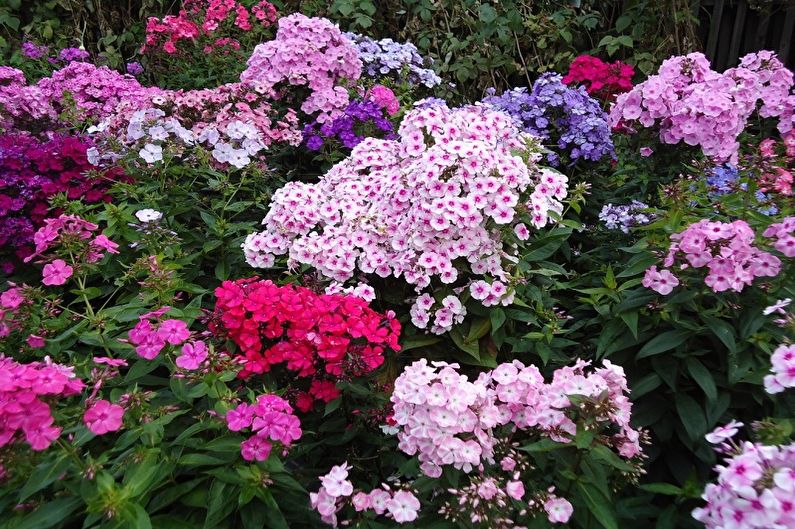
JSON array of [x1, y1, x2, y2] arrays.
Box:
[[0, 3, 793, 529]]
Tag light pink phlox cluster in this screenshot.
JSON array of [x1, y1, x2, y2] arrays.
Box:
[[225, 394, 302, 462], [610, 51, 794, 162], [0, 356, 84, 451], [644, 219, 785, 294], [243, 104, 565, 317], [240, 14, 361, 122], [693, 440, 795, 528], [409, 293, 467, 335], [0, 67, 55, 128], [764, 343, 795, 394], [311, 462, 421, 526], [128, 307, 190, 360], [763, 216, 795, 257]]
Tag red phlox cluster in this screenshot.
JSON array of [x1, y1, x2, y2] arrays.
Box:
[[562, 55, 634, 101], [212, 278, 401, 410]]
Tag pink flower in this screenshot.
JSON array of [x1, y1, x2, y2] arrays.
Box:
[[91, 234, 119, 254], [0, 287, 24, 309], [92, 356, 128, 367], [506, 480, 525, 499], [642, 266, 679, 295], [705, 420, 743, 444], [175, 341, 208, 370], [319, 463, 353, 497], [386, 490, 420, 523], [240, 435, 272, 461], [157, 319, 190, 345], [639, 146, 653, 157], [26, 334, 45, 348], [368, 85, 400, 115], [544, 495, 574, 523], [83, 399, 124, 435], [352, 491, 371, 511], [42, 259, 73, 286]]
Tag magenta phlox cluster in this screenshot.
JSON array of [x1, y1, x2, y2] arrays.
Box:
[[0, 356, 84, 451], [311, 462, 421, 526], [693, 440, 795, 528], [390, 358, 641, 480], [643, 219, 787, 294], [225, 394, 302, 462], [610, 51, 795, 162], [128, 307, 191, 360], [240, 14, 362, 122], [243, 103, 567, 327], [764, 343, 795, 394]]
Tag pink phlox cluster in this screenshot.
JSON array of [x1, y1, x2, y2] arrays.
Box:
[[764, 343, 795, 394], [763, 216, 795, 257], [693, 440, 795, 528], [311, 462, 421, 527], [0, 67, 55, 129], [644, 219, 786, 295], [610, 51, 795, 162], [0, 356, 84, 451], [0, 284, 29, 338], [128, 307, 191, 360], [225, 394, 302, 461], [243, 104, 566, 326], [390, 358, 641, 480], [368, 85, 400, 115], [240, 14, 362, 123]]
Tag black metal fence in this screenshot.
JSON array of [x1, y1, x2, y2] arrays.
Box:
[[696, 0, 795, 70]]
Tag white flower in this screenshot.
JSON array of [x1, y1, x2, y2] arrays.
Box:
[[148, 125, 169, 141], [705, 420, 744, 444], [211, 141, 233, 164], [135, 209, 163, 223], [139, 143, 163, 164], [763, 298, 791, 315], [86, 147, 101, 166]]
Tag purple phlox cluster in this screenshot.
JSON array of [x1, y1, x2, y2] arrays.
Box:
[[483, 73, 615, 166], [0, 67, 55, 129], [225, 394, 302, 462], [764, 343, 795, 394], [243, 104, 568, 327], [706, 164, 740, 195], [693, 440, 795, 528], [21, 41, 49, 59], [126, 62, 144, 76], [391, 358, 641, 480], [343, 32, 441, 88], [610, 51, 795, 163], [643, 219, 787, 295], [240, 14, 361, 123], [303, 97, 396, 151], [311, 462, 421, 526], [598, 200, 652, 233], [56, 47, 91, 63]]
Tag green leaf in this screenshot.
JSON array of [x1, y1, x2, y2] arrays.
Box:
[[636, 329, 692, 359], [257, 489, 290, 529], [519, 439, 566, 453], [619, 311, 638, 339], [489, 308, 507, 333], [400, 335, 442, 352], [450, 328, 480, 362], [13, 497, 82, 529], [19, 455, 72, 502], [478, 4, 497, 23], [675, 393, 707, 443], [576, 481, 618, 529], [685, 358, 717, 403], [123, 450, 161, 497], [702, 316, 737, 353], [640, 483, 683, 496]]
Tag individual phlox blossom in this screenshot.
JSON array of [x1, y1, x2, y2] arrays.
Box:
[[41, 259, 73, 286], [343, 32, 441, 87], [128, 308, 190, 360], [83, 399, 124, 435], [692, 440, 795, 528], [599, 200, 652, 233], [0, 356, 84, 451], [483, 74, 615, 166], [763, 216, 795, 258], [175, 340, 209, 370], [610, 51, 795, 163], [225, 394, 301, 461], [212, 278, 400, 408], [544, 494, 574, 524], [562, 55, 634, 101], [764, 343, 795, 394], [705, 420, 744, 444], [645, 219, 787, 295], [243, 104, 565, 323], [240, 14, 362, 123]]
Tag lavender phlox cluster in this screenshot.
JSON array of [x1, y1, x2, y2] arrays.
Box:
[[344, 32, 441, 87], [706, 164, 740, 195], [21, 41, 48, 59], [598, 200, 652, 233], [610, 51, 795, 162], [56, 48, 90, 63], [391, 358, 641, 480], [240, 14, 361, 123], [764, 343, 795, 394], [303, 97, 395, 151], [693, 438, 795, 528], [243, 103, 568, 329], [483, 73, 615, 166]]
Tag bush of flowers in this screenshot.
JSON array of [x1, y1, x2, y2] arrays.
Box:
[[2, 7, 795, 529]]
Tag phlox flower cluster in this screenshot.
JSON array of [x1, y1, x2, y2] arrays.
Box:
[[311, 462, 421, 526], [55, 48, 90, 64], [391, 358, 641, 481], [302, 96, 396, 151], [225, 394, 302, 461], [0, 67, 56, 131], [756, 133, 794, 196], [21, 41, 48, 60], [0, 134, 122, 262], [0, 284, 31, 339], [127, 306, 190, 360], [643, 219, 787, 294], [240, 14, 361, 122], [83, 399, 124, 435], [0, 356, 84, 451], [212, 278, 401, 410], [143, 0, 278, 55], [693, 440, 795, 528], [562, 55, 634, 100], [484, 73, 615, 166], [343, 32, 442, 87], [243, 104, 567, 326], [764, 343, 795, 394], [763, 216, 795, 257], [610, 51, 795, 162], [598, 200, 652, 233], [699, 163, 780, 216]]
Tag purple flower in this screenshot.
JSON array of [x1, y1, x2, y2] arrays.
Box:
[[21, 41, 48, 60], [57, 47, 90, 63], [126, 62, 144, 76], [302, 98, 396, 151]]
